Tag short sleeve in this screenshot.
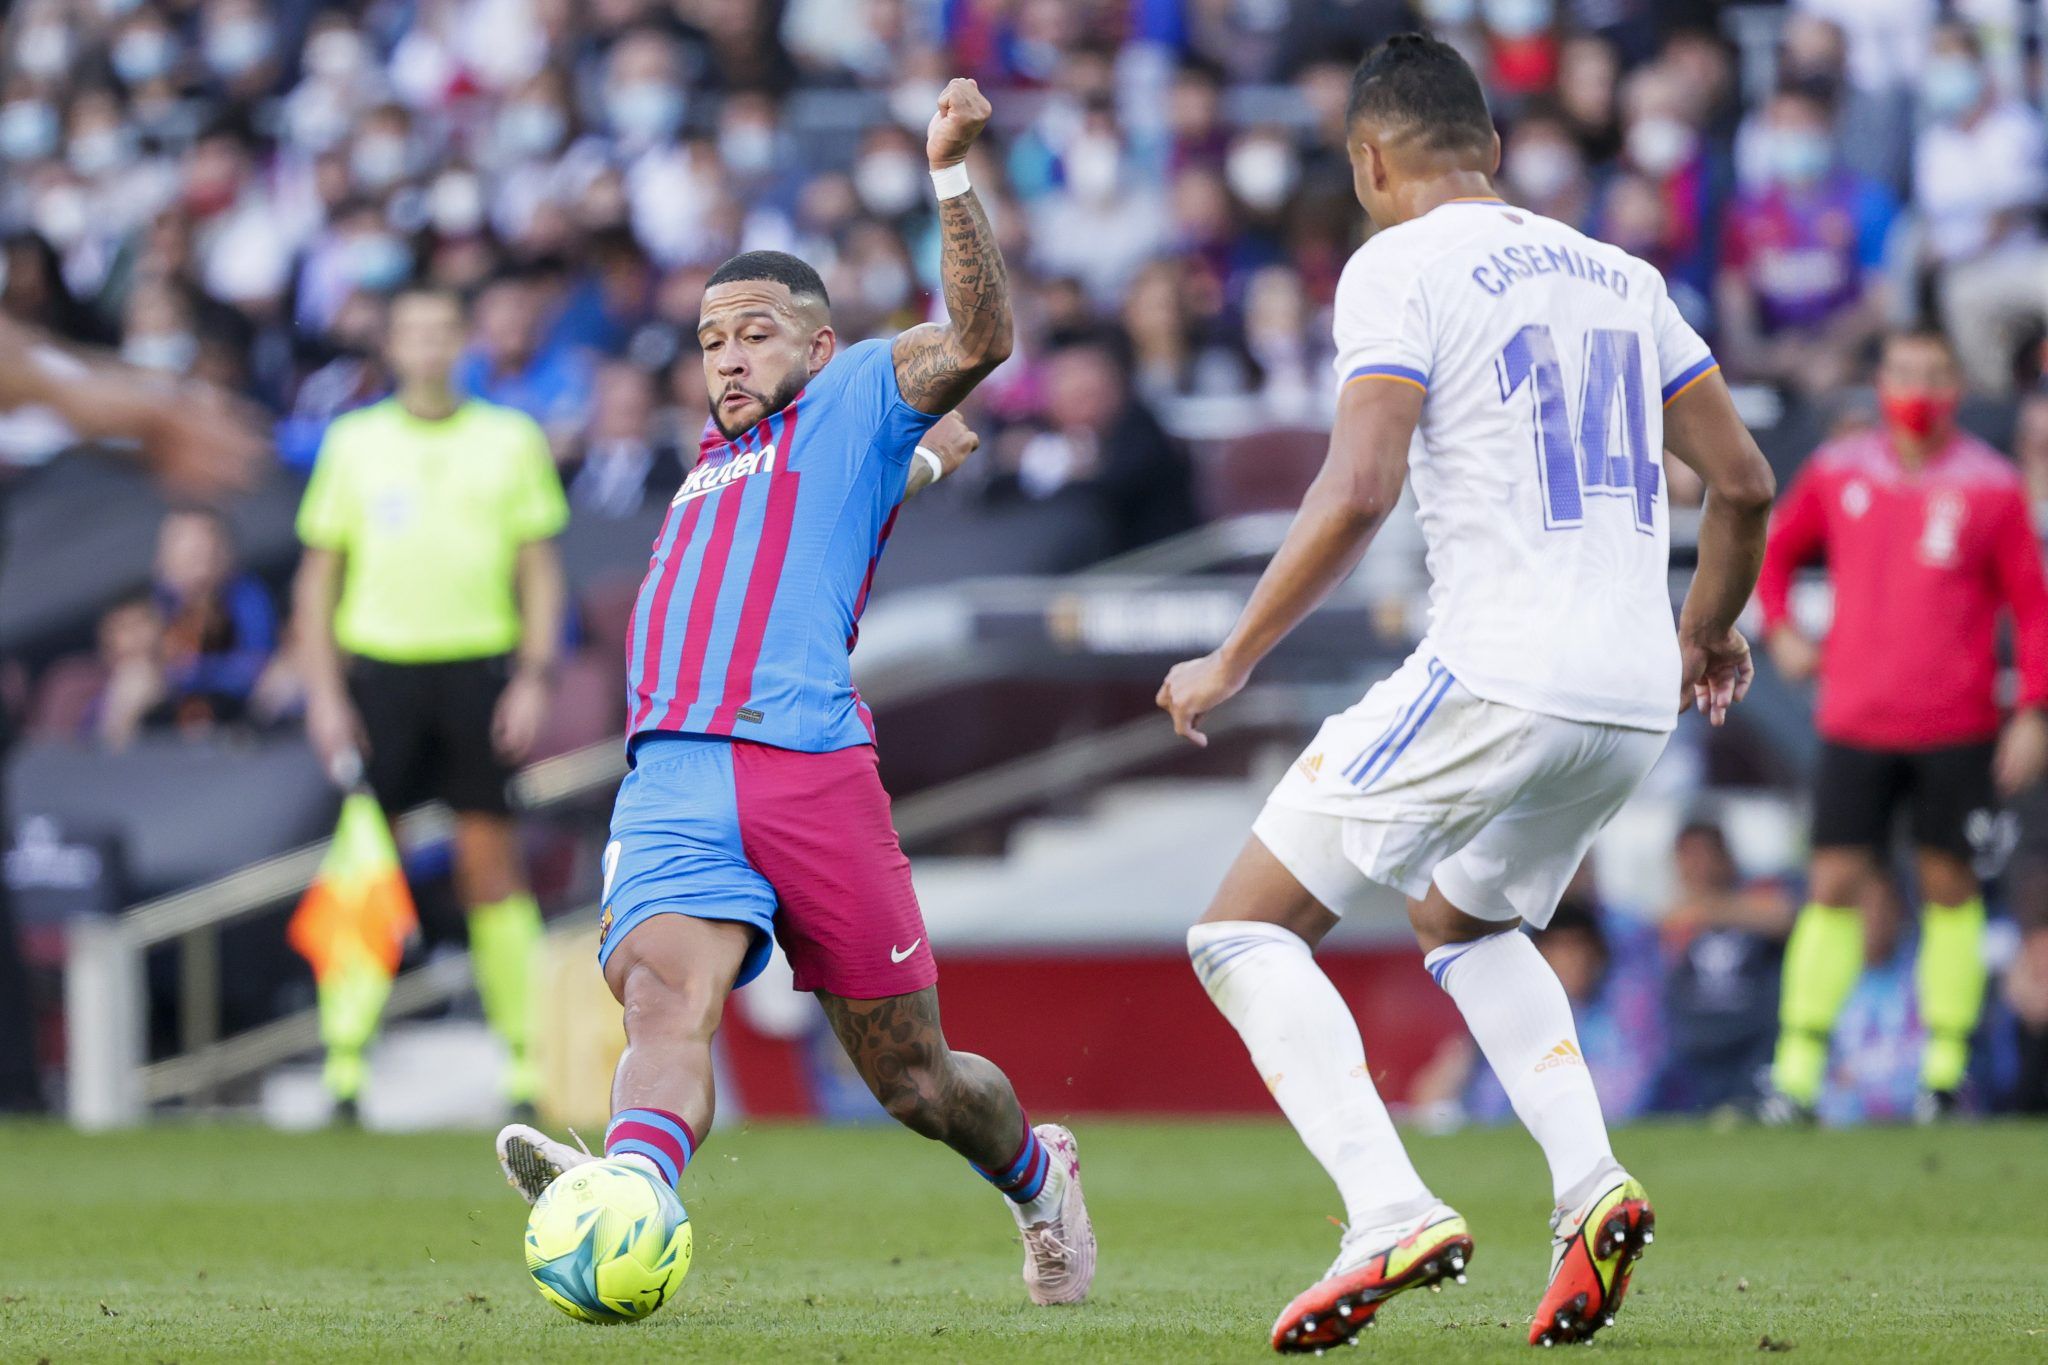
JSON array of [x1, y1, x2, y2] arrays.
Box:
[[1330, 238, 1433, 396], [1650, 274, 1718, 405], [506, 414, 570, 542], [295, 424, 357, 550], [811, 338, 943, 464]]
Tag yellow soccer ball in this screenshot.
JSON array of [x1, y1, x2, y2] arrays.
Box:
[[524, 1160, 692, 1324]]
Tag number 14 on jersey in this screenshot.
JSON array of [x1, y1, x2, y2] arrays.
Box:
[[1497, 323, 1658, 534]]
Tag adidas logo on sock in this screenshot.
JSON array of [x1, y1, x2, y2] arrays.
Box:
[[1534, 1039, 1584, 1073]]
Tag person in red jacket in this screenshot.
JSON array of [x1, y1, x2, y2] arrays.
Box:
[[1758, 327, 2048, 1119]]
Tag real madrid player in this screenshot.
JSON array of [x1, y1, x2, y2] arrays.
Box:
[[495, 78, 1095, 1307], [1157, 35, 1775, 1352]]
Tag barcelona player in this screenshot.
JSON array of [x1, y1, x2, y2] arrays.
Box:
[[494, 79, 1095, 1305]]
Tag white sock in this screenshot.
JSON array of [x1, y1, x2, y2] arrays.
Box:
[[1012, 1158, 1065, 1226], [1425, 929, 1614, 1203], [1189, 921, 1431, 1228], [612, 1151, 668, 1185]]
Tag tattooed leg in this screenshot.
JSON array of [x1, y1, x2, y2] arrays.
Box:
[[817, 986, 1028, 1171]]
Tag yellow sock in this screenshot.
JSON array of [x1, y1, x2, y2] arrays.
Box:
[[469, 893, 543, 1101], [1771, 902, 1865, 1104], [1916, 899, 1987, 1093], [317, 957, 394, 1101]]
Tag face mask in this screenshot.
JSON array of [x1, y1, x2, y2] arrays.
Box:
[[351, 134, 411, 190], [428, 173, 485, 236], [1879, 386, 1960, 439], [1422, 0, 1479, 25], [889, 80, 942, 133], [1225, 138, 1298, 213], [607, 82, 684, 143], [1482, 0, 1554, 39], [854, 151, 922, 216], [69, 128, 132, 177], [347, 233, 413, 291], [1766, 128, 1832, 187], [1921, 56, 1983, 121], [113, 30, 176, 84], [0, 102, 58, 162], [98, 0, 144, 16], [1509, 141, 1580, 199], [720, 123, 777, 176], [1065, 134, 1120, 203], [499, 102, 566, 158], [16, 26, 72, 80], [288, 87, 352, 152], [858, 258, 911, 309], [122, 332, 198, 373], [33, 183, 88, 246], [205, 19, 273, 77], [1626, 116, 1696, 176], [306, 29, 366, 82]]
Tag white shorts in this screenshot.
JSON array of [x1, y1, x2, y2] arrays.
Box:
[[1253, 652, 1668, 927]]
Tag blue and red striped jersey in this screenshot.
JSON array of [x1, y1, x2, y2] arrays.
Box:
[[624, 338, 939, 752]]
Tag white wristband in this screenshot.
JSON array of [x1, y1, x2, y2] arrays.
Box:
[[913, 446, 946, 484], [929, 162, 971, 200]]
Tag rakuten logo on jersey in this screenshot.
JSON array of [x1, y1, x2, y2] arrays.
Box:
[[673, 444, 777, 506]]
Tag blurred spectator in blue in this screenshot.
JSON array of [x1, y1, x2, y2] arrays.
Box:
[[1717, 86, 1896, 398], [1816, 881, 1925, 1125], [456, 271, 593, 452], [548, 230, 660, 361], [1600, 57, 1726, 328], [1917, 20, 2048, 395], [152, 507, 277, 724], [560, 361, 683, 519], [1413, 873, 1664, 1127], [276, 290, 389, 473], [1656, 820, 1794, 1113]]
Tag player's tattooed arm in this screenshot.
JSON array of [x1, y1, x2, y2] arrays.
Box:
[[904, 411, 979, 500], [894, 78, 1013, 414]]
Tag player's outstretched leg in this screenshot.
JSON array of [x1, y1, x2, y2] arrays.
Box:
[[818, 987, 1097, 1306], [1412, 884, 1649, 1346], [497, 915, 750, 1205], [1190, 837, 1468, 1354]]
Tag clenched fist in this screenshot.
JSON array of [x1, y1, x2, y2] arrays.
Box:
[[927, 77, 991, 171]]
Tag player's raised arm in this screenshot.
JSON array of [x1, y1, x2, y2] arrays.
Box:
[[0, 316, 266, 496], [892, 78, 1013, 414], [1663, 367, 1777, 725], [1157, 374, 1420, 745]]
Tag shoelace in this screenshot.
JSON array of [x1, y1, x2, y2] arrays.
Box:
[[1024, 1223, 1076, 1275]]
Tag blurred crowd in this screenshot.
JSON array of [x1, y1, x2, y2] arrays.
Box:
[[0, 0, 2044, 736]]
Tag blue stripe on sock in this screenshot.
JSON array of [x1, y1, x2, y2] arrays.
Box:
[[607, 1138, 680, 1187], [1425, 943, 1478, 988], [608, 1107, 696, 1164], [1010, 1143, 1050, 1202], [1191, 937, 1271, 984]]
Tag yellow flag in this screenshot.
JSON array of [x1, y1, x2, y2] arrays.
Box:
[[287, 792, 419, 982]]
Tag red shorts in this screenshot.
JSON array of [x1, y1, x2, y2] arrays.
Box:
[[600, 735, 937, 999]]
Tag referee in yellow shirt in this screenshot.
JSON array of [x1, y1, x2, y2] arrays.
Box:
[[292, 284, 568, 1117]]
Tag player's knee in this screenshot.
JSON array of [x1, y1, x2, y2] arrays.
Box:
[[1809, 849, 1873, 907], [618, 961, 725, 1048], [1917, 851, 1978, 907]]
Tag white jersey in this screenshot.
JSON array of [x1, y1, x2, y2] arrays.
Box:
[[1333, 197, 1717, 733]]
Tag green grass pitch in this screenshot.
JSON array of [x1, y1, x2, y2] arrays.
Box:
[[3, 1119, 2044, 1362]]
